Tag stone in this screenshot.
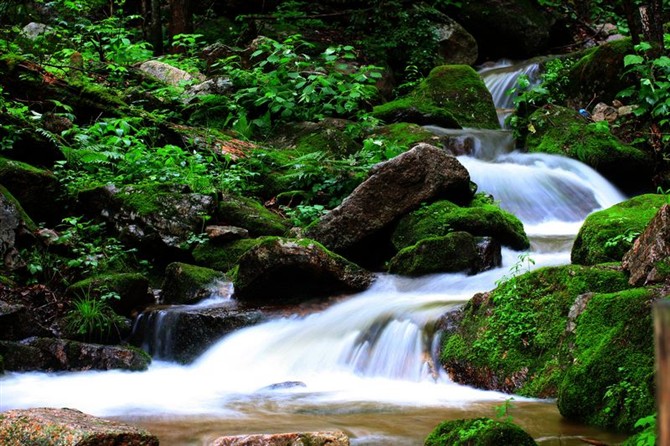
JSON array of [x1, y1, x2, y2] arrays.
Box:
[[218, 193, 290, 237], [435, 17, 478, 65], [591, 102, 618, 123], [305, 143, 472, 255], [138, 60, 204, 87], [0, 408, 158, 446], [206, 225, 250, 244], [66, 273, 153, 318], [425, 418, 537, 446], [476, 237, 503, 272], [184, 76, 233, 101], [161, 262, 229, 305], [622, 203, 670, 286], [0, 185, 35, 270], [211, 431, 350, 446], [20, 22, 52, 40], [231, 237, 373, 305]]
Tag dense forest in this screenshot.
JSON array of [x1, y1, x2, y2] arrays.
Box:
[[0, 0, 670, 444]]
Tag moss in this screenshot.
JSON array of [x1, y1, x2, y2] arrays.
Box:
[[392, 196, 529, 251], [525, 105, 652, 190], [161, 262, 226, 304], [0, 184, 37, 232], [371, 122, 440, 150], [373, 65, 499, 129], [218, 193, 289, 236], [388, 232, 479, 276], [440, 264, 632, 397], [557, 289, 657, 432], [116, 183, 178, 217], [192, 238, 266, 272], [572, 194, 667, 265], [66, 273, 151, 317], [424, 417, 537, 446]]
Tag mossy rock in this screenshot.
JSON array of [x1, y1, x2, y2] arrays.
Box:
[[557, 289, 658, 431], [193, 238, 267, 272], [370, 123, 440, 150], [161, 262, 227, 305], [440, 264, 632, 397], [392, 195, 529, 251], [0, 184, 37, 232], [372, 65, 499, 129], [525, 105, 652, 191], [424, 417, 537, 446], [66, 273, 152, 318], [218, 193, 289, 236], [388, 232, 480, 276], [572, 194, 668, 265]]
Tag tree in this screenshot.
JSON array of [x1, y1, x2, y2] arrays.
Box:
[[168, 0, 193, 52]]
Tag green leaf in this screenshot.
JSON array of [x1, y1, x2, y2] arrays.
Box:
[[623, 54, 645, 67]]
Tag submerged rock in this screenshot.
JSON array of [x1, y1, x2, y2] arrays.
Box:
[[424, 417, 537, 446], [622, 204, 670, 286], [212, 431, 350, 446], [0, 407, 158, 446]]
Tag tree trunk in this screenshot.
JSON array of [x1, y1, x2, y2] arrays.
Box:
[[168, 0, 193, 52], [623, 0, 641, 45], [639, 1, 665, 55]]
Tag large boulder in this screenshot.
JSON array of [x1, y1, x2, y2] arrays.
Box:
[[132, 305, 264, 363], [525, 105, 652, 192], [435, 17, 478, 65], [391, 195, 529, 251], [218, 192, 290, 236], [161, 262, 228, 305], [572, 194, 667, 266], [622, 204, 670, 286], [0, 408, 158, 446], [372, 65, 499, 129], [424, 418, 537, 446], [212, 431, 350, 446], [193, 238, 265, 272], [230, 237, 373, 305], [0, 337, 150, 371], [0, 185, 35, 270], [138, 59, 204, 87], [305, 143, 472, 259]]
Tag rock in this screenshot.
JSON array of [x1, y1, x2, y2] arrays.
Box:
[[0, 407, 158, 446], [391, 195, 529, 252], [372, 65, 499, 129], [591, 102, 618, 123], [425, 417, 538, 446], [0, 300, 47, 340], [132, 305, 264, 363], [211, 431, 350, 446], [269, 119, 359, 156], [525, 104, 652, 192], [218, 193, 290, 236], [622, 204, 670, 286], [0, 185, 35, 270], [20, 22, 52, 40], [476, 237, 503, 272], [184, 76, 233, 100], [66, 273, 153, 318], [138, 59, 204, 87], [572, 194, 667, 265], [161, 262, 229, 305], [305, 143, 472, 257], [0, 337, 150, 371], [206, 225, 250, 243], [231, 237, 373, 305], [193, 238, 265, 272], [258, 381, 307, 391], [369, 123, 440, 150], [434, 17, 478, 66]]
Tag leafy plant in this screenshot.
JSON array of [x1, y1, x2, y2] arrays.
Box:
[[632, 414, 657, 446], [63, 294, 125, 342], [494, 397, 516, 422]]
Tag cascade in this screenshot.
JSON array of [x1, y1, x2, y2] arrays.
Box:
[[0, 61, 627, 445]]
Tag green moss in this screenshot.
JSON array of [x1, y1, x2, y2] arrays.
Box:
[[369, 122, 438, 151], [388, 232, 480, 276], [192, 238, 266, 272], [441, 264, 632, 397], [66, 273, 150, 317], [424, 417, 537, 446], [116, 184, 175, 217], [373, 65, 499, 129], [161, 262, 226, 304], [218, 193, 289, 236], [572, 194, 667, 265], [0, 184, 37, 231], [392, 196, 529, 251], [557, 289, 657, 432]]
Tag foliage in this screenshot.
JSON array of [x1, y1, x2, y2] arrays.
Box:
[[629, 414, 657, 446], [63, 293, 125, 342]]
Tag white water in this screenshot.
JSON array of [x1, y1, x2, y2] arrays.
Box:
[[0, 61, 627, 443]]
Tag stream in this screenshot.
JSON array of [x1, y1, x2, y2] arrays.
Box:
[[0, 62, 631, 445]]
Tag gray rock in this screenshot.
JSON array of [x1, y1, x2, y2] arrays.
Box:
[[435, 17, 478, 65], [20, 22, 53, 40], [138, 60, 204, 87], [622, 203, 670, 286], [211, 431, 350, 446], [206, 225, 250, 244]]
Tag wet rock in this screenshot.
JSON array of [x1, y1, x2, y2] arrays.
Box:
[[232, 237, 373, 305], [132, 305, 265, 363], [435, 17, 478, 65], [476, 237, 503, 272], [0, 337, 150, 372], [622, 203, 670, 286], [425, 417, 537, 446], [0, 407, 158, 446], [206, 225, 250, 244], [306, 143, 472, 257], [138, 60, 205, 87], [259, 381, 307, 391], [161, 262, 229, 305], [211, 431, 350, 446], [388, 232, 482, 276]]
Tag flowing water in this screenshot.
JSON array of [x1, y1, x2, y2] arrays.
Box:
[[0, 62, 630, 445]]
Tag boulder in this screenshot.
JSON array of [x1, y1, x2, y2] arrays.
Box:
[[369, 123, 441, 150], [525, 105, 652, 192], [270, 119, 359, 156], [305, 143, 472, 257], [138, 59, 204, 87], [391, 195, 529, 251], [435, 17, 478, 65], [0, 408, 158, 446], [0, 300, 48, 340], [0, 284, 66, 340], [425, 417, 537, 446], [0, 185, 35, 270], [372, 65, 499, 129], [231, 237, 373, 305], [206, 225, 250, 244], [66, 273, 153, 318], [212, 431, 350, 446], [622, 204, 670, 286], [572, 194, 667, 266], [0, 337, 150, 371], [132, 305, 264, 363], [20, 22, 53, 40], [193, 238, 265, 272], [161, 262, 229, 305], [218, 193, 290, 236]]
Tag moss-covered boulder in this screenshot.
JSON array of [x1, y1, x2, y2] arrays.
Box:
[[440, 264, 632, 396], [572, 194, 667, 266], [372, 65, 499, 129], [424, 417, 537, 446], [193, 238, 266, 272], [161, 262, 228, 305], [66, 273, 153, 318], [230, 237, 374, 305], [388, 232, 481, 276], [0, 184, 36, 270], [557, 289, 657, 431], [218, 192, 289, 236], [369, 122, 441, 150], [622, 203, 670, 286], [271, 119, 359, 156], [392, 195, 529, 251], [0, 156, 63, 225], [525, 105, 652, 191]]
